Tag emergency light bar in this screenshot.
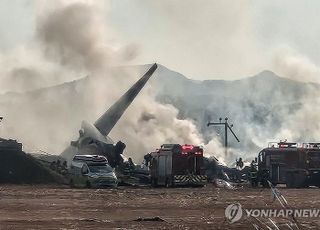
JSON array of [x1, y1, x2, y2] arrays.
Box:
[[279, 143, 297, 148], [158, 144, 203, 155], [302, 143, 320, 149], [268, 142, 320, 149], [181, 144, 194, 151], [268, 142, 298, 148], [160, 144, 180, 151]]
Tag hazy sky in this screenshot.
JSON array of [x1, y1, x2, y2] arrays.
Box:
[[1, 0, 320, 80]]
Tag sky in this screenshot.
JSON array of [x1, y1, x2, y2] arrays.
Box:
[[1, 0, 320, 80], [1, 0, 320, 162]]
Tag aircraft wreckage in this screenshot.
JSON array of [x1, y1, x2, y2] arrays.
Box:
[[58, 63, 157, 185], [2, 62, 245, 186], [61, 63, 157, 163]]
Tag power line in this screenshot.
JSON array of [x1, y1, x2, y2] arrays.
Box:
[[207, 117, 240, 156]]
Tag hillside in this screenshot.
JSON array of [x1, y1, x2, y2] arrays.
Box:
[[1, 64, 318, 160], [151, 65, 319, 154]]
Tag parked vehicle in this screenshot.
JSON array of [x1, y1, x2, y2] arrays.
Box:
[[68, 155, 118, 188]]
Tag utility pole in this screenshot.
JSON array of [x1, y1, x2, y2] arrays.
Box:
[[0, 117, 3, 137], [207, 117, 240, 156]]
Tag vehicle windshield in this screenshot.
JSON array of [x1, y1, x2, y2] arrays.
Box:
[[88, 164, 113, 173]]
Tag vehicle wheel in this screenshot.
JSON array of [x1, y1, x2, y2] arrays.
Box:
[[165, 178, 172, 188], [86, 181, 91, 188], [286, 181, 294, 188], [151, 178, 157, 187], [286, 172, 295, 188], [251, 180, 258, 188], [286, 171, 306, 188], [69, 179, 74, 188], [261, 180, 269, 188]]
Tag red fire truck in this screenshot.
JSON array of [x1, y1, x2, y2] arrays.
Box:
[[257, 142, 320, 188], [149, 144, 207, 187]]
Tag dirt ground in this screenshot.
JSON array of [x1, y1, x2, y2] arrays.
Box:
[[0, 185, 319, 229]]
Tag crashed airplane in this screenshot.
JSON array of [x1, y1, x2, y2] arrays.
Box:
[[60, 63, 158, 167]]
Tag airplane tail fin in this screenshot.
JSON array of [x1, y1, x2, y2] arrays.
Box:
[[94, 63, 158, 136]]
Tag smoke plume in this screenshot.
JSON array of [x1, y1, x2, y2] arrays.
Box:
[[5, 1, 320, 166], [270, 47, 320, 142], [0, 1, 225, 164]]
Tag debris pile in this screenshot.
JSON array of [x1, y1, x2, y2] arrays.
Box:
[[0, 138, 64, 184]]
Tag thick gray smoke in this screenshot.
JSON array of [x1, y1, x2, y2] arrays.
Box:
[[37, 3, 113, 73], [220, 47, 320, 163], [270, 47, 320, 142], [0, 1, 225, 163], [272, 46, 320, 84], [114, 0, 264, 79], [5, 1, 320, 166]]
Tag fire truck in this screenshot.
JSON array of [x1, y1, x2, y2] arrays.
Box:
[[149, 144, 207, 187], [257, 142, 320, 188]]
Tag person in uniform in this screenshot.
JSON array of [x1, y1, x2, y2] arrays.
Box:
[[250, 160, 258, 187], [236, 157, 244, 169]]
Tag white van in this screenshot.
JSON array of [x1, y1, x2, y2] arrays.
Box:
[[68, 155, 118, 188]]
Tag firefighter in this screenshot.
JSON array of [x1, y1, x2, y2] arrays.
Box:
[[236, 157, 244, 169], [113, 141, 126, 168], [128, 157, 135, 170], [60, 161, 68, 175], [143, 153, 152, 167], [250, 160, 258, 187]]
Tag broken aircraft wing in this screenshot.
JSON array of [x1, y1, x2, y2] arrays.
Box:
[[60, 63, 157, 162], [94, 63, 158, 136]]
